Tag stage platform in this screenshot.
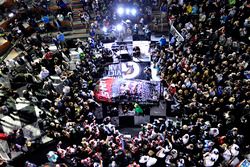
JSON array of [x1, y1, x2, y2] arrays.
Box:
[[93, 98, 181, 128], [94, 36, 169, 127]]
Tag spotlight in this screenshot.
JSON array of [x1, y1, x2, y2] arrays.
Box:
[[8, 13, 14, 18], [117, 7, 124, 15], [102, 27, 108, 33], [131, 8, 137, 16], [125, 8, 130, 15], [116, 24, 123, 31]]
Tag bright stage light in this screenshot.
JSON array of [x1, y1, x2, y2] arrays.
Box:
[[125, 8, 130, 15], [116, 24, 123, 31], [8, 13, 14, 18], [131, 8, 137, 16], [102, 27, 108, 33], [117, 7, 124, 15]]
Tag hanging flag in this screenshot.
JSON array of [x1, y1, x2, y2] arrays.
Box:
[[169, 25, 184, 42]]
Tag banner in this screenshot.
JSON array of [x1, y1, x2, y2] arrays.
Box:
[[169, 25, 184, 42], [104, 61, 151, 80], [94, 77, 161, 104], [94, 77, 114, 102]]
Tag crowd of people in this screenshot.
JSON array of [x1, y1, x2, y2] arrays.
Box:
[[0, 0, 249, 166]]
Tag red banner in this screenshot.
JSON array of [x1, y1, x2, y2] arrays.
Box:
[[94, 77, 114, 102]]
